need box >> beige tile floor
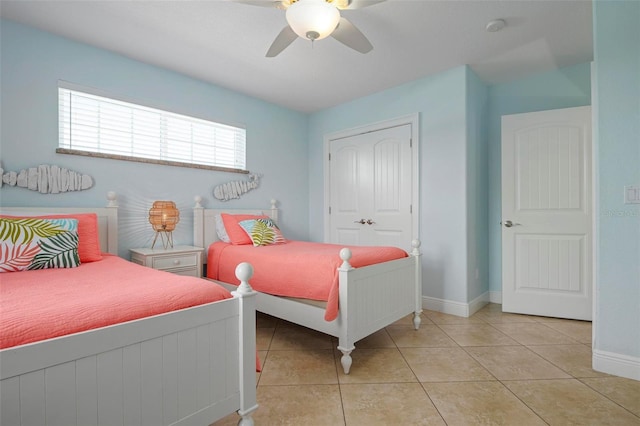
[213,303,640,425]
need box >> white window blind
[58,86,246,171]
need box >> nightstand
[130,245,204,278]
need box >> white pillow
[214,214,230,243]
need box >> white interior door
[502,106,592,320]
[328,124,414,251]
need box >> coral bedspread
[207,240,408,321]
[0,255,231,349]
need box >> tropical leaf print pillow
[0,218,81,272]
[238,218,286,247]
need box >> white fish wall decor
[213,173,261,201]
[0,164,93,194]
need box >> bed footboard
[0,265,257,426]
[336,240,422,374]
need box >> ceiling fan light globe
[286,0,340,41]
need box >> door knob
[366,219,376,225]
[502,220,521,228]
[354,219,366,224]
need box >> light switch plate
[624,185,640,204]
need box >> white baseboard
[593,349,640,381]
[489,291,502,304]
[469,292,490,316]
[422,292,489,318]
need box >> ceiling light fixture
[286,0,341,41]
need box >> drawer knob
[173,259,181,265]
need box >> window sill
[56,148,249,174]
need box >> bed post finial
[106,191,118,207]
[235,262,254,294]
[339,248,353,271]
[194,195,203,209]
[411,239,421,256]
[269,199,279,224]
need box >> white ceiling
[0,0,593,113]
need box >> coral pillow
[0,217,81,272]
[239,218,286,247]
[220,213,269,245]
[0,213,102,262]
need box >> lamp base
[151,230,174,249]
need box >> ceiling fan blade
[266,26,298,57]
[233,0,285,9]
[342,0,386,10]
[330,17,373,53]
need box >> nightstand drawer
[129,246,204,278]
[170,267,200,278]
[152,253,198,270]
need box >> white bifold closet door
[328,124,414,251]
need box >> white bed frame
[0,196,258,426]
[193,200,422,375]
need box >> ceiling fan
[234,0,385,57]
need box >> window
[58,84,247,172]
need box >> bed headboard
[193,197,278,258]
[0,193,119,255]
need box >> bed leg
[413,312,422,330]
[338,346,354,374]
[237,412,255,426]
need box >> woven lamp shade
[149,201,180,249]
[149,201,180,231]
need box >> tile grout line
[576,377,640,419]
[391,324,449,425]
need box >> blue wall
[0,20,310,257]
[487,62,592,294]
[593,0,640,369]
[466,67,489,302]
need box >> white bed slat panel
[122,345,142,426]
[141,338,164,425]
[20,371,45,426]
[363,264,413,328]
[76,356,98,426]
[1,377,20,425]
[45,362,76,425]
[196,324,211,410]
[210,321,226,404]
[97,349,124,426]
[162,334,179,425]
[226,318,240,396]
[177,328,197,419]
